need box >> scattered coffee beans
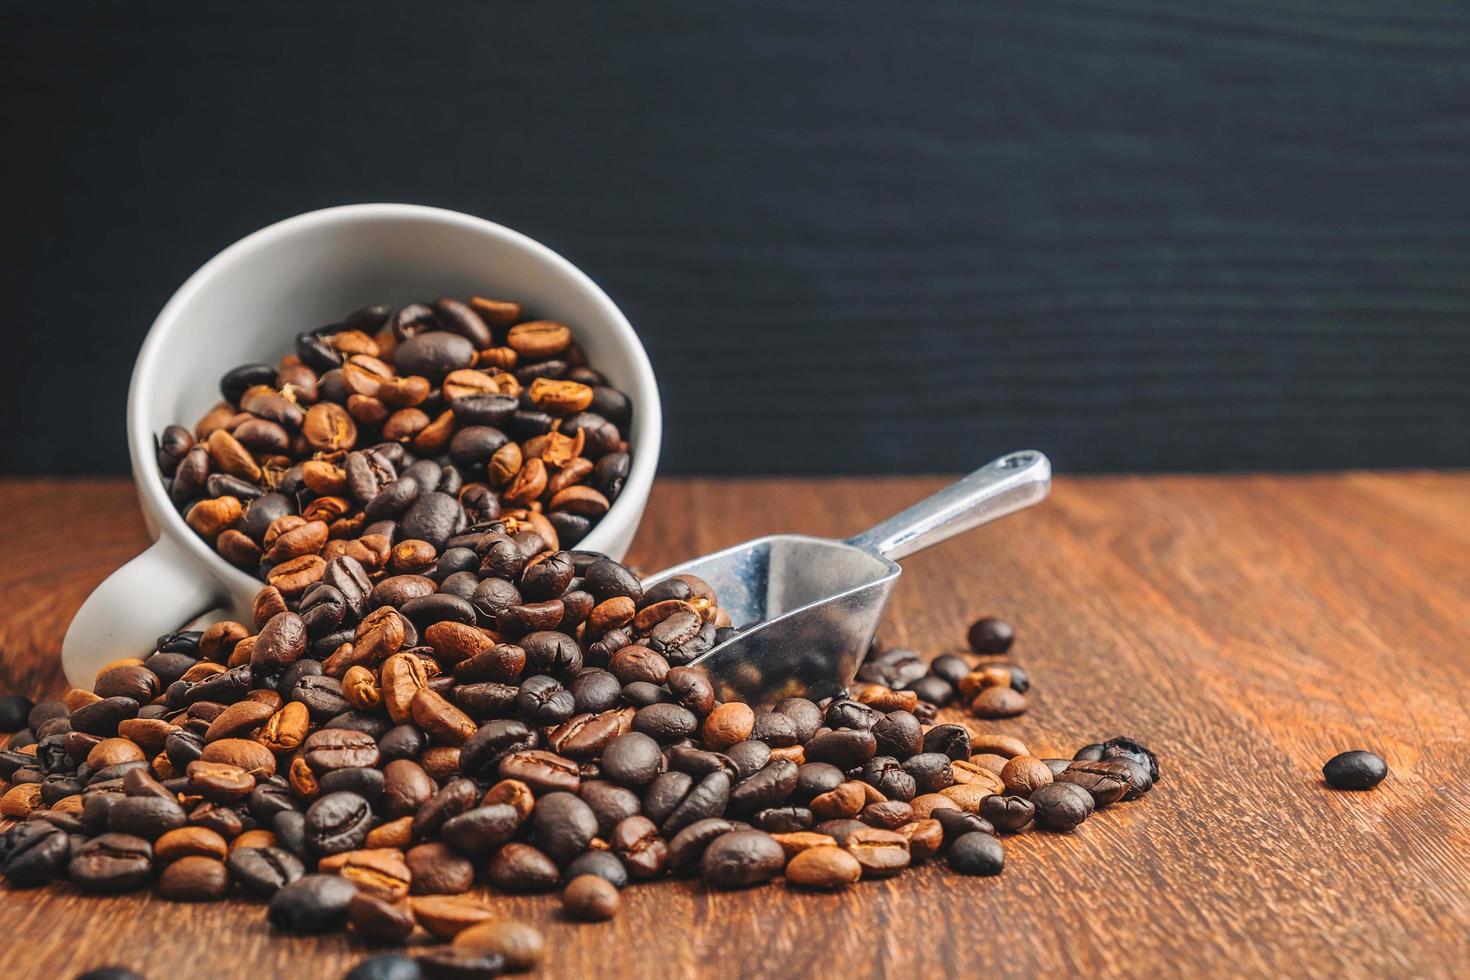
[0,557,1166,980]
[1322,750,1387,790]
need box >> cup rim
[127,202,663,598]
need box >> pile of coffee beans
[1,551,1159,980]
[859,615,1032,721]
[158,296,634,583]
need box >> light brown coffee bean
[410,688,476,746]
[381,652,428,724]
[785,845,863,890]
[154,826,229,865]
[453,920,545,971]
[701,702,755,750]
[258,701,310,753]
[844,827,910,879]
[1000,755,1054,797]
[411,895,495,939]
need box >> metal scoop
[641,450,1052,709]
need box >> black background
[3,1,1468,476]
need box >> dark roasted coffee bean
[609,815,667,880]
[728,759,798,816]
[460,720,537,778]
[69,697,139,736]
[0,821,71,886]
[516,675,574,725]
[304,791,373,854]
[228,845,305,897]
[69,833,153,891]
[412,778,480,839]
[442,804,521,856]
[723,740,771,781]
[967,617,1014,654]
[633,703,698,743]
[980,794,1035,833]
[805,729,876,769]
[1031,782,1093,831]
[947,831,1005,875]
[563,848,629,889]
[488,842,560,892]
[578,781,641,836]
[1323,750,1388,790]
[922,723,972,761]
[753,806,812,833]
[568,670,620,715]
[861,757,917,802]
[520,631,583,679]
[532,792,598,864]
[107,795,187,839]
[1093,735,1160,785]
[583,559,642,605]
[873,711,923,759]
[600,732,663,788]
[932,808,994,842]
[405,841,474,895]
[902,753,954,795]
[268,873,358,933]
[292,674,351,720]
[904,675,953,707]
[700,829,784,888]
[1057,760,1132,806]
[377,724,428,762]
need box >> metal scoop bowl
[641,450,1052,709]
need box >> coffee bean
[700,829,785,888]
[786,845,863,890]
[600,732,663,787]
[967,617,1014,654]
[157,854,229,901]
[407,841,476,895]
[1323,750,1388,790]
[0,821,71,886]
[453,919,545,971]
[269,873,359,933]
[562,872,619,921]
[228,846,305,897]
[344,953,421,980]
[1056,760,1131,806]
[562,849,630,890]
[531,792,598,864]
[1031,782,1093,831]
[947,831,1006,875]
[305,791,373,855]
[488,842,560,892]
[416,946,506,980]
[69,833,153,891]
[1100,735,1162,783]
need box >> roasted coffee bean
[578,781,641,836]
[1323,750,1388,790]
[1100,735,1162,784]
[268,873,359,933]
[610,815,668,880]
[1056,760,1131,806]
[69,833,153,891]
[442,804,520,856]
[753,806,812,833]
[666,817,735,875]
[903,753,955,794]
[922,724,973,761]
[562,872,619,921]
[107,796,187,839]
[530,792,599,865]
[304,791,374,854]
[488,842,561,892]
[228,845,305,897]
[1031,782,1093,831]
[967,616,1015,654]
[348,893,417,946]
[416,946,506,979]
[69,697,139,736]
[948,831,1006,875]
[700,829,785,888]
[804,729,876,769]
[0,821,71,886]
[452,919,546,971]
[158,854,230,901]
[980,794,1035,833]
[407,841,476,895]
[413,779,480,838]
[600,732,663,787]
[499,750,580,795]
[786,845,863,890]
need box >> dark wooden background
[3,0,1468,476]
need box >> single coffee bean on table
[1322,750,1388,790]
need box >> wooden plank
[1,474,1468,977]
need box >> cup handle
[62,535,227,689]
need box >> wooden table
[2,474,1468,978]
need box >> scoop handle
[846,451,1052,562]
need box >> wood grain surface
[2,474,1468,978]
[6,1,1470,477]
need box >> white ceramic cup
[61,204,662,689]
